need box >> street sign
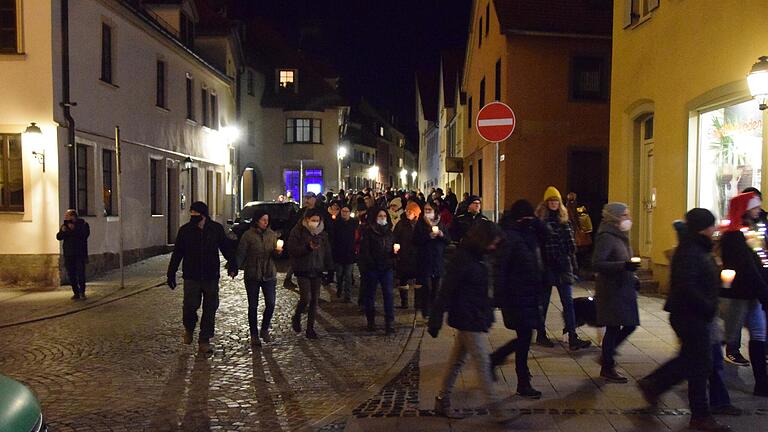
[476,101,516,142]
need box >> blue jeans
[363,268,394,323]
[335,264,354,300]
[721,298,767,352]
[539,279,576,334]
[245,279,277,336]
[709,343,731,408]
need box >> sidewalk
[0,254,170,327]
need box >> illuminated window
[279,69,296,91]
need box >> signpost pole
[494,141,499,222]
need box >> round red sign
[476,101,516,142]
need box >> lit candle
[630,257,641,264]
[721,269,736,289]
[393,243,401,254]
[432,226,439,234]
[332,214,337,220]
[350,212,356,219]
[276,239,284,251]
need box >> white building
[0,0,237,286]
[416,70,440,192]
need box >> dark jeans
[245,279,277,336]
[644,315,712,419]
[363,268,395,323]
[539,278,576,334]
[415,276,440,318]
[295,277,321,332]
[336,264,354,300]
[490,327,534,384]
[183,279,220,342]
[64,255,87,295]
[709,343,731,408]
[601,325,636,367]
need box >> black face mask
[190,215,203,225]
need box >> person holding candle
[592,202,640,383]
[331,204,358,303]
[393,201,423,309]
[358,208,397,334]
[718,192,768,395]
[236,209,282,347]
[638,209,735,431]
[413,201,451,319]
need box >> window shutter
[648,0,660,11]
[623,0,633,28]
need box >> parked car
[228,201,300,243]
[0,374,47,432]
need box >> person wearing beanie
[534,186,591,350]
[638,209,735,431]
[388,197,404,228]
[331,204,357,303]
[719,192,768,396]
[393,201,423,309]
[358,208,397,334]
[167,201,238,354]
[592,202,639,383]
[452,195,488,243]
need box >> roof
[493,0,612,37]
[441,47,465,109]
[416,68,438,123]
[194,0,234,35]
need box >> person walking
[718,192,768,395]
[490,200,545,399]
[444,188,459,214]
[286,208,334,339]
[535,187,591,350]
[167,201,238,354]
[393,201,422,309]
[56,209,90,300]
[332,204,357,302]
[452,195,487,242]
[593,202,640,383]
[358,208,397,334]
[638,209,732,432]
[236,209,282,347]
[413,201,450,319]
[428,220,506,421]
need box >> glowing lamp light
[337,146,348,159]
[411,171,417,179]
[24,122,46,172]
[748,56,768,110]
[368,165,379,179]
[221,125,241,144]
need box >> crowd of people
[154,183,768,431]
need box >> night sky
[229,0,472,146]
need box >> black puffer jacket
[666,230,720,321]
[393,218,420,279]
[286,221,334,278]
[331,217,358,265]
[358,222,395,272]
[56,219,90,258]
[494,219,545,330]
[168,219,236,281]
[720,230,768,302]
[413,218,450,279]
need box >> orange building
[462,0,612,221]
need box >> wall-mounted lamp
[182,156,193,171]
[24,122,45,172]
[748,56,768,110]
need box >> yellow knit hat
[543,186,562,203]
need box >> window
[156,60,166,108]
[210,93,218,130]
[101,23,113,84]
[478,158,483,197]
[0,134,23,211]
[247,120,255,147]
[378,125,385,137]
[494,59,501,101]
[206,170,213,209]
[180,12,194,48]
[279,69,296,91]
[186,75,194,120]
[0,0,18,53]
[623,0,659,28]
[102,150,115,216]
[286,118,321,143]
[150,159,161,215]
[479,78,486,108]
[201,88,209,127]
[485,3,490,36]
[247,70,255,96]
[468,96,473,129]
[76,145,89,215]
[478,18,482,48]
[571,57,607,101]
[190,167,198,202]
[216,172,223,215]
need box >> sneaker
[70,294,80,300]
[385,323,395,335]
[637,377,660,407]
[251,335,262,347]
[710,405,743,416]
[306,329,318,339]
[725,351,750,367]
[688,416,732,431]
[536,335,555,348]
[292,315,302,333]
[259,329,272,343]
[516,385,542,399]
[600,367,629,383]
[434,396,464,419]
[182,330,193,345]
[569,335,592,351]
[198,342,213,354]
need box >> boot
[749,340,768,396]
[516,383,542,399]
[536,330,555,348]
[306,329,318,339]
[569,332,592,351]
[291,314,302,333]
[198,341,213,354]
[385,321,395,335]
[688,416,732,432]
[366,312,376,332]
[182,329,193,345]
[259,329,272,343]
[434,395,464,419]
[637,377,660,407]
[600,366,628,383]
[398,288,409,309]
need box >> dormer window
[278,69,297,92]
[180,12,194,48]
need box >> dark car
[228,201,300,243]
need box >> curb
[0,278,166,329]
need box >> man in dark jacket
[332,204,357,302]
[56,209,90,300]
[167,201,237,354]
[444,188,458,214]
[638,209,732,432]
[452,195,488,243]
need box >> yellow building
[609,0,768,290]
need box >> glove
[625,261,641,271]
[428,326,440,338]
[167,274,177,290]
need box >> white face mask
[619,219,633,232]
[377,218,388,226]
[307,221,320,229]
[425,211,435,220]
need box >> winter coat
[358,223,396,273]
[331,217,358,265]
[720,230,768,302]
[56,219,90,258]
[439,208,453,229]
[236,227,280,281]
[494,220,545,330]
[429,245,494,332]
[445,192,459,214]
[452,212,488,243]
[393,218,420,279]
[592,223,640,327]
[286,220,333,278]
[168,219,236,281]
[413,218,451,279]
[665,231,720,321]
[541,213,578,285]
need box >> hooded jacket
[168,218,236,281]
[358,220,396,272]
[666,226,720,321]
[393,217,421,279]
[413,216,451,279]
[236,226,280,281]
[286,219,333,277]
[592,222,639,327]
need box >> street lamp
[748,56,768,110]
[411,170,417,189]
[24,122,45,172]
[337,145,348,191]
[182,156,193,171]
[221,125,241,144]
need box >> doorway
[567,147,608,231]
[638,115,655,257]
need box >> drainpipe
[61,0,77,209]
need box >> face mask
[190,215,203,224]
[425,211,435,220]
[307,221,320,229]
[619,219,633,232]
[377,218,388,226]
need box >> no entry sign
[476,101,516,142]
